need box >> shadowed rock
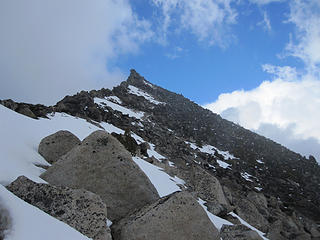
[7,176,111,240]
[220,224,263,240]
[111,191,220,240]
[38,130,81,164]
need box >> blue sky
[0,0,320,162]
[118,0,298,104]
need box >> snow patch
[168,161,175,167]
[143,80,155,88]
[105,96,122,104]
[127,85,164,105]
[132,157,183,197]
[197,198,233,231]
[185,141,236,161]
[106,219,113,227]
[230,212,268,240]
[100,122,124,135]
[94,97,144,119]
[241,172,254,182]
[147,143,166,161]
[217,160,231,169]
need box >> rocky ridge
[1,69,320,239]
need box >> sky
[0,0,319,162]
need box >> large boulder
[41,130,159,221]
[190,165,230,215]
[38,130,81,164]
[7,176,111,240]
[234,198,269,233]
[111,191,220,240]
[220,224,263,240]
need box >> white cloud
[285,0,320,71]
[151,0,238,47]
[262,64,298,80]
[257,11,272,32]
[205,76,320,161]
[0,0,153,105]
[248,0,284,5]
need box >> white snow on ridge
[128,85,164,105]
[230,212,268,240]
[130,132,166,161]
[94,97,144,119]
[143,80,155,88]
[0,185,90,240]
[241,172,254,182]
[217,160,231,169]
[185,141,236,161]
[198,198,268,239]
[105,96,122,104]
[197,198,233,231]
[132,157,183,197]
[147,143,166,161]
[256,159,264,164]
[100,122,124,135]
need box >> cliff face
[2,69,320,239]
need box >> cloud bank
[205,0,320,162]
[151,0,237,46]
[0,0,153,105]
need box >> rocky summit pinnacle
[1,70,320,239]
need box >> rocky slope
[1,69,320,239]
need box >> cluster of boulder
[4,130,237,240]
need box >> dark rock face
[220,224,263,240]
[111,131,139,156]
[7,176,111,240]
[41,130,159,221]
[38,130,81,164]
[0,99,53,119]
[111,191,220,240]
[55,91,102,122]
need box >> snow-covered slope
[0,105,102,185]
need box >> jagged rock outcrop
[0,99,52,119]
[55,91,102,122]
[220,224,263,240]
[7,176,111,240]
[111,191,220,240]
[41,130,159,221]
[38,130,81,164]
